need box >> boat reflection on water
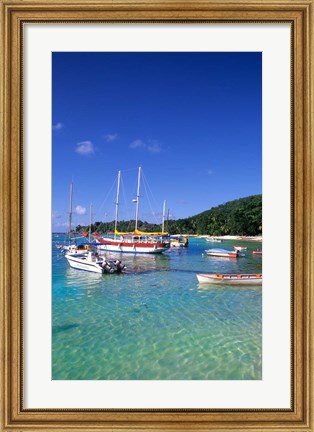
[197,282,262,291]
[65,266,104,287]
[97,250,171,275]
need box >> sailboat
[56,182,90,253]
[63,199,126,273]
[94,167,170,254]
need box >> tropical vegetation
[76,194,262,236]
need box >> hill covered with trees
[76,194,262,236]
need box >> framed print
[0,0,313,431]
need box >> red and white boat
[205,248,240,258]
[196,273,262,285]
[94,231,170,254]
[94,168,170,254]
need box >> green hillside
[76,194,262,236]
[167,194,262,236]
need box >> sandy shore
[197,235,262,242]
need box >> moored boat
[94,231,170,254]
[95,168,170,254]
[205,237,222,243]
[170,236,189,248]
[56,183,93,254]
[65,250,126,274]
[233,245,247,251]
[196,273,262,285]
[205,248,239,258]
[252,250,263,255]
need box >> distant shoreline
[191,235,262,242]
[53,232,263,242]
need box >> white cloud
[52,210,61,219]
[129,139,146,149]
[52,122,63,131]
[75,141,94,155]
[129,139,163,153]
[75,205,86,215]
[147,142,162,153]
[104,133,118,142]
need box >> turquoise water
[52,236,262,380]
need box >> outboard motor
[102,261,111,273]
[114,259,126,272]
[106,260,116,273]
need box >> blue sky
[52,52,262,231]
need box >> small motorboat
[234,245,247,251]
[205,248,239,258]
[196,273,262,285]
[65,251,126,274]
[170,236,189,248]
[205,237,222,243]
[252,250,263,255]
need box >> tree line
[76,194,262,236]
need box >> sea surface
[52,235,262,380]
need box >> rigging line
[68,181,76,233]
[65,177,75,231]
[141,170,162,215]
[120,167,138,174]
[141,171,161,225]
[131,171,139,203]
[120,175,133,223]
[94,176,117,222]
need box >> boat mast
[114,170,121,240]
[68,181,73,242]
[89,203,93,243]
[162,200,166,233]
[134,166,141,231]
[166,208,170,232]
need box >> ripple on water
[52,236,262,380]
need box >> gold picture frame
[0,0,313,430]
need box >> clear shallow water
[52,235,262,380]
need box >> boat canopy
[114,229,169,236]
[114,229,131,235]
[134,229,168,236]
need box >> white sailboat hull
[96,241,168,254]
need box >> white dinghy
[196,273,262,285]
